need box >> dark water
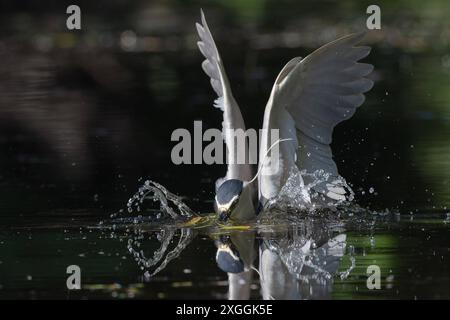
[0,1,449,299]
[1,209,450,299]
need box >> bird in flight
[196,10,374,222]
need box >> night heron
[196,10,374,222]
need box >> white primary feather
[196,9,253,187]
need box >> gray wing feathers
[296,131,337,174]
[288,33,373,198]
[264,33,373,201]
[284,33,373,146]
[196,12,224,100]
[196,10,252,183]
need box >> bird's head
[214,179,243,221]
[215,235,245,273]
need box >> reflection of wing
[228,271,252,300]
[196,10,252,186]
[259,239,310,299]
[259,233,347,300]
[259,33,373,203]
[303,234,347,275]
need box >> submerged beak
[218,210,231,222]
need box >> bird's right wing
[259,33,373,202]
[196,10,252,188]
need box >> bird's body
[196,10,374,222]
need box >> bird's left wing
[196,9,252,187]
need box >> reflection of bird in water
[215,232,256,300]
[122,182,350,299]
[196,10,374,222]
[259,232,347,299]
[214,220,347,300]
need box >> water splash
[260,219,349,283]
[267,168,355,213]
[108,180,198,277]
[126,180,196,220]
[111,173,371,280]
[127,226,195,277]
[339,245,356,280]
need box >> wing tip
[346,31,367,45]
[333,31,369,49]
[200,8,207,27]
[363,78,374,93]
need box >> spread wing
[259,33,373,203]
[196,9,252,188]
